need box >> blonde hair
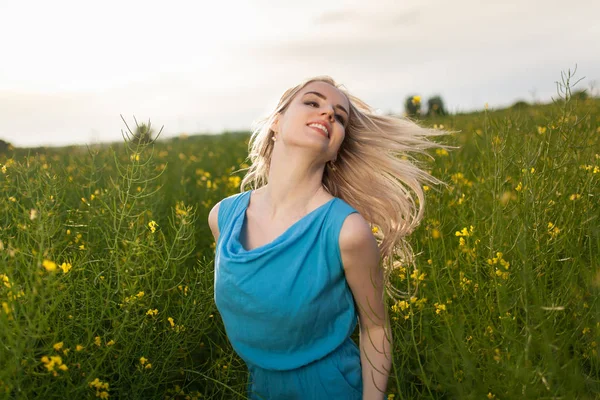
[239,75,457,300]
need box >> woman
[208,76,453,399]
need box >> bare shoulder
[339,212,380,271]
[208,200,222,243]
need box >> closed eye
[304,101,346,125]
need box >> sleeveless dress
[214,190,363,399]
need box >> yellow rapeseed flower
[168,317,175,327]
[42,260,57,272]
[148,220,158,233]
[53,342,64,351]
[139,357,148,365]
[59,262,72,273]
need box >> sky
[1,0,598,147]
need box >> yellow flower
[76,345,84,352]
[106,340,115,346]
[144,363,152,369]
[53,342,64,351]
[146,309,158,316]
[139,357,148,365]
[59,262,72,273]
[148,220,158,233]
[42,259,57,272]
[411,96,421,106]
[94,336,101,346]
[434,302,447,315]
[168,317,175,327]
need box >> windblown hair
[239,75,457,301]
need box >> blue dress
[214,190,363,399]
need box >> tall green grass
[0,70,598,399]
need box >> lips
[309,125,329,138]
[306,120,332,138]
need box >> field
[0,76,598,399]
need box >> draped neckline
[235,190,336,253]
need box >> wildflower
[569,193,581,200]
[106,340,115,346]
[537,126,547,134]
[547,222,560,238]
[455,226,474,237]
[42,260,57,272]
[434,302,447,315]
[145,363,152,369]
[411,96,421,106]
[41,355,67,376]
[76,345,84,351]
[29,209,38,220]
[59,262,72,273]
[583,327,590,334]
[89,378,110,398]
[431,228,440,239]
[168,317,175,327]
[146,309,158,316]
[148,220,158,233]
[79,244,85,250]
[140,357,148,365]
[94,336,101,347]
[1,274,10,289]
[130,153,140,161]
[410,268,426,281]
[53,342,64,351]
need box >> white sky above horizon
[1,0,598,147]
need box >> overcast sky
[1,0,598,147]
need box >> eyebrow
[302,91,349,118]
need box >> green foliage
[404,95,422,118]
[426,95,447,117]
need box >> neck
[260,146,328,220]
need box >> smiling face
[271,81,350,162]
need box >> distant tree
[0,139,12,153]
[404,95,421,118]
[132,123,154,144]
[510,100,530,109]
[120,115,163,146]
[572,89,588,100]
[426,95,447,117]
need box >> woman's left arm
[340,214,393,400]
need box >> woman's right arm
[208,201,222,243]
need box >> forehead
[299,81,349,108]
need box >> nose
[321,105,335,121]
